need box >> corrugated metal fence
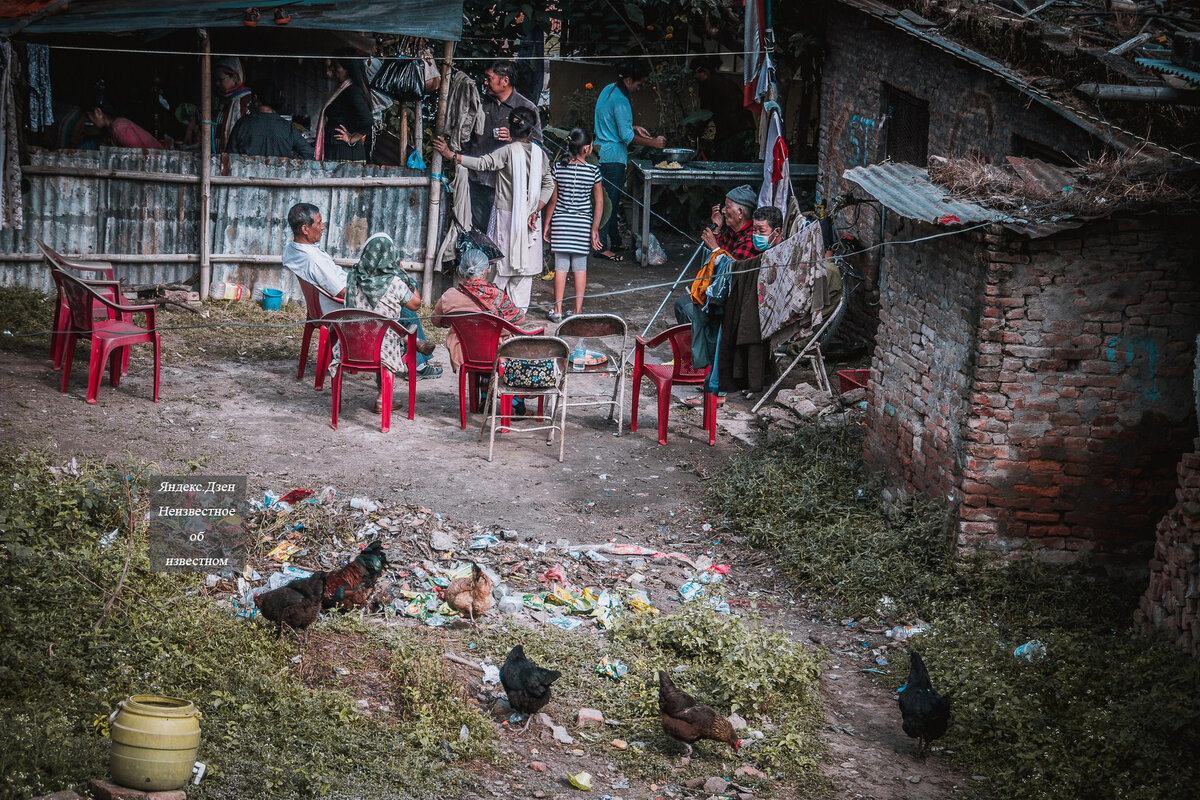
[0,147,431,302]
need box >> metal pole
[641,243,705,338]
[421,40,455,301]
[198,29,213,299]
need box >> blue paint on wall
[1105,335,1160,401]
[849,115,876,166]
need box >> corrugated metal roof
[1135,58,1200,87]
[842,163,1008,225]
[7,0,463,40]
[842,162,1098,239]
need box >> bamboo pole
[199,30,213,299]
[422,40,455,300]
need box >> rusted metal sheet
[843,162,1007,225]
[0,147,430,303]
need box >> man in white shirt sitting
[282,202,439,375]
[283,203,346,315]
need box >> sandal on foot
[592,250,626,262]
[548,311,564,323]
[682,394,724,407]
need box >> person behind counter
[228,83,315,159]
[316,52,373,163]
[689,54,755,161]
[84,94,161,150]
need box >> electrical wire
[3,218,1006,342]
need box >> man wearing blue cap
[699,183,761,260]
[672,185,765,406]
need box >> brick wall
[1139,440,1200,658]
[818,2,1100,348]
[863,216,985,499]
[864,214,1200,563]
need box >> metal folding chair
[478,335,571,462]
[555,313,629,435]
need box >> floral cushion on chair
[502,358,559,389]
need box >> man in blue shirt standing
[593,60,665,261]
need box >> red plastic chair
[296,279,345,388]
[36,240,125,372]
[325,309,418,432]
[447,312,544,430]
[56,269,160,405]
[631,323,718,446]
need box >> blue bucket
[261,288,283,311]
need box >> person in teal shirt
[593,60,665,260]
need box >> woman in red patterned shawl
[431,248,527,373]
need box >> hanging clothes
[444,69,484,152]
[743,0,769,112]
[757,104,789,214]
[0,41,23,230]
[757,221,826,340]
[717,255,773,393]
[27,44,53,133]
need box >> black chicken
[256,573,326,639]
[500,644,562,719]
[898,650,951,759]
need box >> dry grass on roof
[928,150,1193,217]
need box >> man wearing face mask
[750,206,784,252]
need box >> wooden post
[198,30,213,299]
[398,102,409,165]
[422,40,455,300]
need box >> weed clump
[475,604,825,789]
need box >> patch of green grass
[0,452,495,800]
[0,286,55,355]
[709,424,1200,800]
[164,299,306,362]
[474,604,825,794]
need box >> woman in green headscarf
[344,233,441,383]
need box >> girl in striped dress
[542,127,603,322]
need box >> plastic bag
[636,233,667,265]
[369,58,425,103]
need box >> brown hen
[658,670,741,757]
[445,563,494,624]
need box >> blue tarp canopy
[7,0,463,40]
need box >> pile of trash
[211,487,741,635]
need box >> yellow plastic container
[109,694,201,791]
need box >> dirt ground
[0,241,976,799]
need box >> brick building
[815,0,1200,567]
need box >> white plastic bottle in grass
[886,624,929,640]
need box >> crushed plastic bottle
[1013,639,1047,661]
[885,624,930,641]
